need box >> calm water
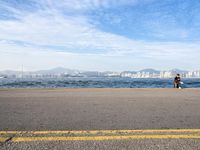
[0,78,200,88]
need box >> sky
[0,0,200,71]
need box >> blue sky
[0,0,200,71]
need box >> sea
[0,77,200,88]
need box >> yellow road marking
[1,129,200,135]
[11,134,200,142]
[0,137,9,142]
[1,129,200,142]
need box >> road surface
[0,88,200,149]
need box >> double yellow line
[1,129,200,142]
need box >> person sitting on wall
[174,74,181,89]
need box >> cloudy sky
[0,0,200,71]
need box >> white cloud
[42,0,141,11]
[1,34,200,71]
[0,0,200,71]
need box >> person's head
[177,74,180,77]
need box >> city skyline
[1,67,200,78]
[0,66,199,72]
[1,0,200,71]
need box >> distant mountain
[194,69,200,72]
[34,67,80,75]
[121,71,137,74]
[169,69,188,74]
[139,68,160,74]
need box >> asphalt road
[0,88,200,149]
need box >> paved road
[0,88,200,149]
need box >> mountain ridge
[0,67,196,75]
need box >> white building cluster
[120,71,200,78]
[1,69,200,79]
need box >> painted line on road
[1,129,200,135]
[0,137,9,142]
[8,134,200,142]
